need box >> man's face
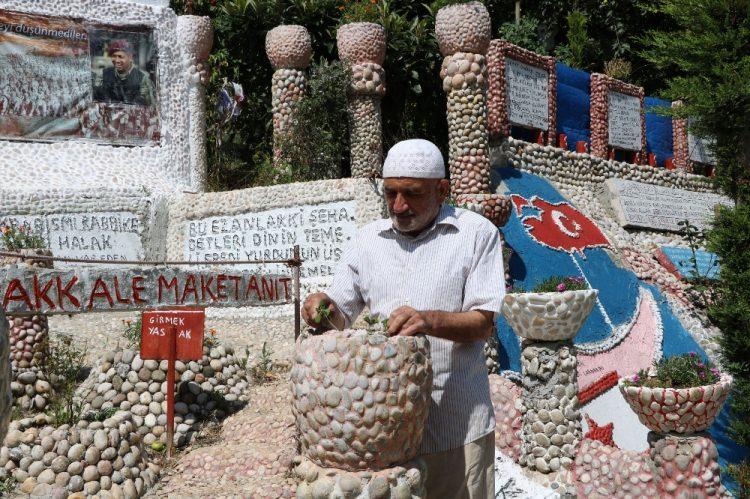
[384,177,450,234]
[111,50,133,73]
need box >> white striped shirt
[327,204,506,453]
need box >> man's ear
[437,178,451,200]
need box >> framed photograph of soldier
[0,8,160,146]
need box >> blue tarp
[555,63,591,150]
[645,96,673,167]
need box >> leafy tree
[498,17,548,54]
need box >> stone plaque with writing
[688,132,717,166]
[505,58,549,130]
[603,179,732,232]
[608,91,642,151]
[0,212,144,265]
[183,200,357,283]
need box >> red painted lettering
[33,276,56,310]
[181,275,199,304]
[279,277,292,301]
[112,276,131,305]
[131,276,146,304]
[56,276,80,309]
[3,279,33,310]
[200,276,217,302]
[88,278,114,309]
[245,275,262,301]
[227,275,241,300]
[158,275,178,303]
[216,274,227,300]
[261,277,275,301]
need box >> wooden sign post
[141,308,205,457]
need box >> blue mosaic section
[661,246,720,280]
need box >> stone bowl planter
[337,22,387,65]
[618,373,732,434]
[435,1,491,57]
[265,25,312,69]
[501,289,598,341]
[291,329,432,471]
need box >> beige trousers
[422,432,495,499]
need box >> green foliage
[623,352,721,389]
[249,341,275,383]
[204,328,220,348]
[0,476,16,495]
[0,225,45,251]
[510,275,588,293]
[43,334,87,426]
[363,313,388,331]
[707,204,750,445]
[603,57,632,81]
[727,460,750,499]
[498,17,547,55]
[555,10,592,69]
[276,60,351,181]
[677,219,718,311]
[85,407,118,422]
[641,0,750,203]
[339,0,380,24]
[122,318,142,349]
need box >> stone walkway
[147,377,297,498]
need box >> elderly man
[94,39,154,107]
[302,139,505,498]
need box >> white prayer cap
[382,139,445,179]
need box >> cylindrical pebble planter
[177,15,214,192]
[291,330,432,472]
[435,2,492,197]
[337,22,387,178]
[266,25,312,172]
[502,290,597,472]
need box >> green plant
[727,459,750,499]
[603,57,632,81]
[312,300,340,331]
[707,204,750,446]
[0,225,45,251]
[510,275,588,293]
[555,10,592,69]
[203,328,220,348]
[339,0,380,24]
[623,352,721,389]
[677,219,719,311]
[363,313,388,332]
[42,334,87,425]
[250,341,275,383]
[0,476,16,495]
[85,407,118,422]
[122,318,142,349]
[498,17,547,54]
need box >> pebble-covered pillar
[266,25,313,172]
[337,22,387,178]
[518,341,581,473]
[435,2,491,196]
[648,432,728,496]
[177,15,214,192]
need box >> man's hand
[302,293,345,331]
[387,306,434,337]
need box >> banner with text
[0,9,159,145]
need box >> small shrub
[604,58,632,81]
[250,342,275,383]
[623,352,721,389]
[0,225,45,251]
[498,17,547,55]
[0,476,16,495]
[84,407,118,422]
[339,0,380,25]
[511,276,588,293]
[42,334,87,426]
[363,314,388,332]
[122,318,142,349]
[203,328,219,348]
[727,460,750,499]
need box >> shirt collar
[378,203,460,238]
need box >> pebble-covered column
[266,25,313,171]
[518,341,581,473]
[435,2,491,196]
[648,432,729,496]
[337,22,387,178]
[177,15,214,192]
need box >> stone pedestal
[177,15,214,192]
[337,23,387,178]
[518,341,581,473]
[293,456,426,499]
[266,25,313,172]
[648,432,730,497]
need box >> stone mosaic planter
[618,373,732,434]
[501,290,598,342]
[435,1,491,57]
[337,22,386,65]
[266,25,313,69]
[291,330,432,471]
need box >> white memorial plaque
[608,91,642,150]
[0,212,144,265]
[688,132,717,166]
[183,200,357,285]
[604,179,732,232]
[505,58,549,130]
